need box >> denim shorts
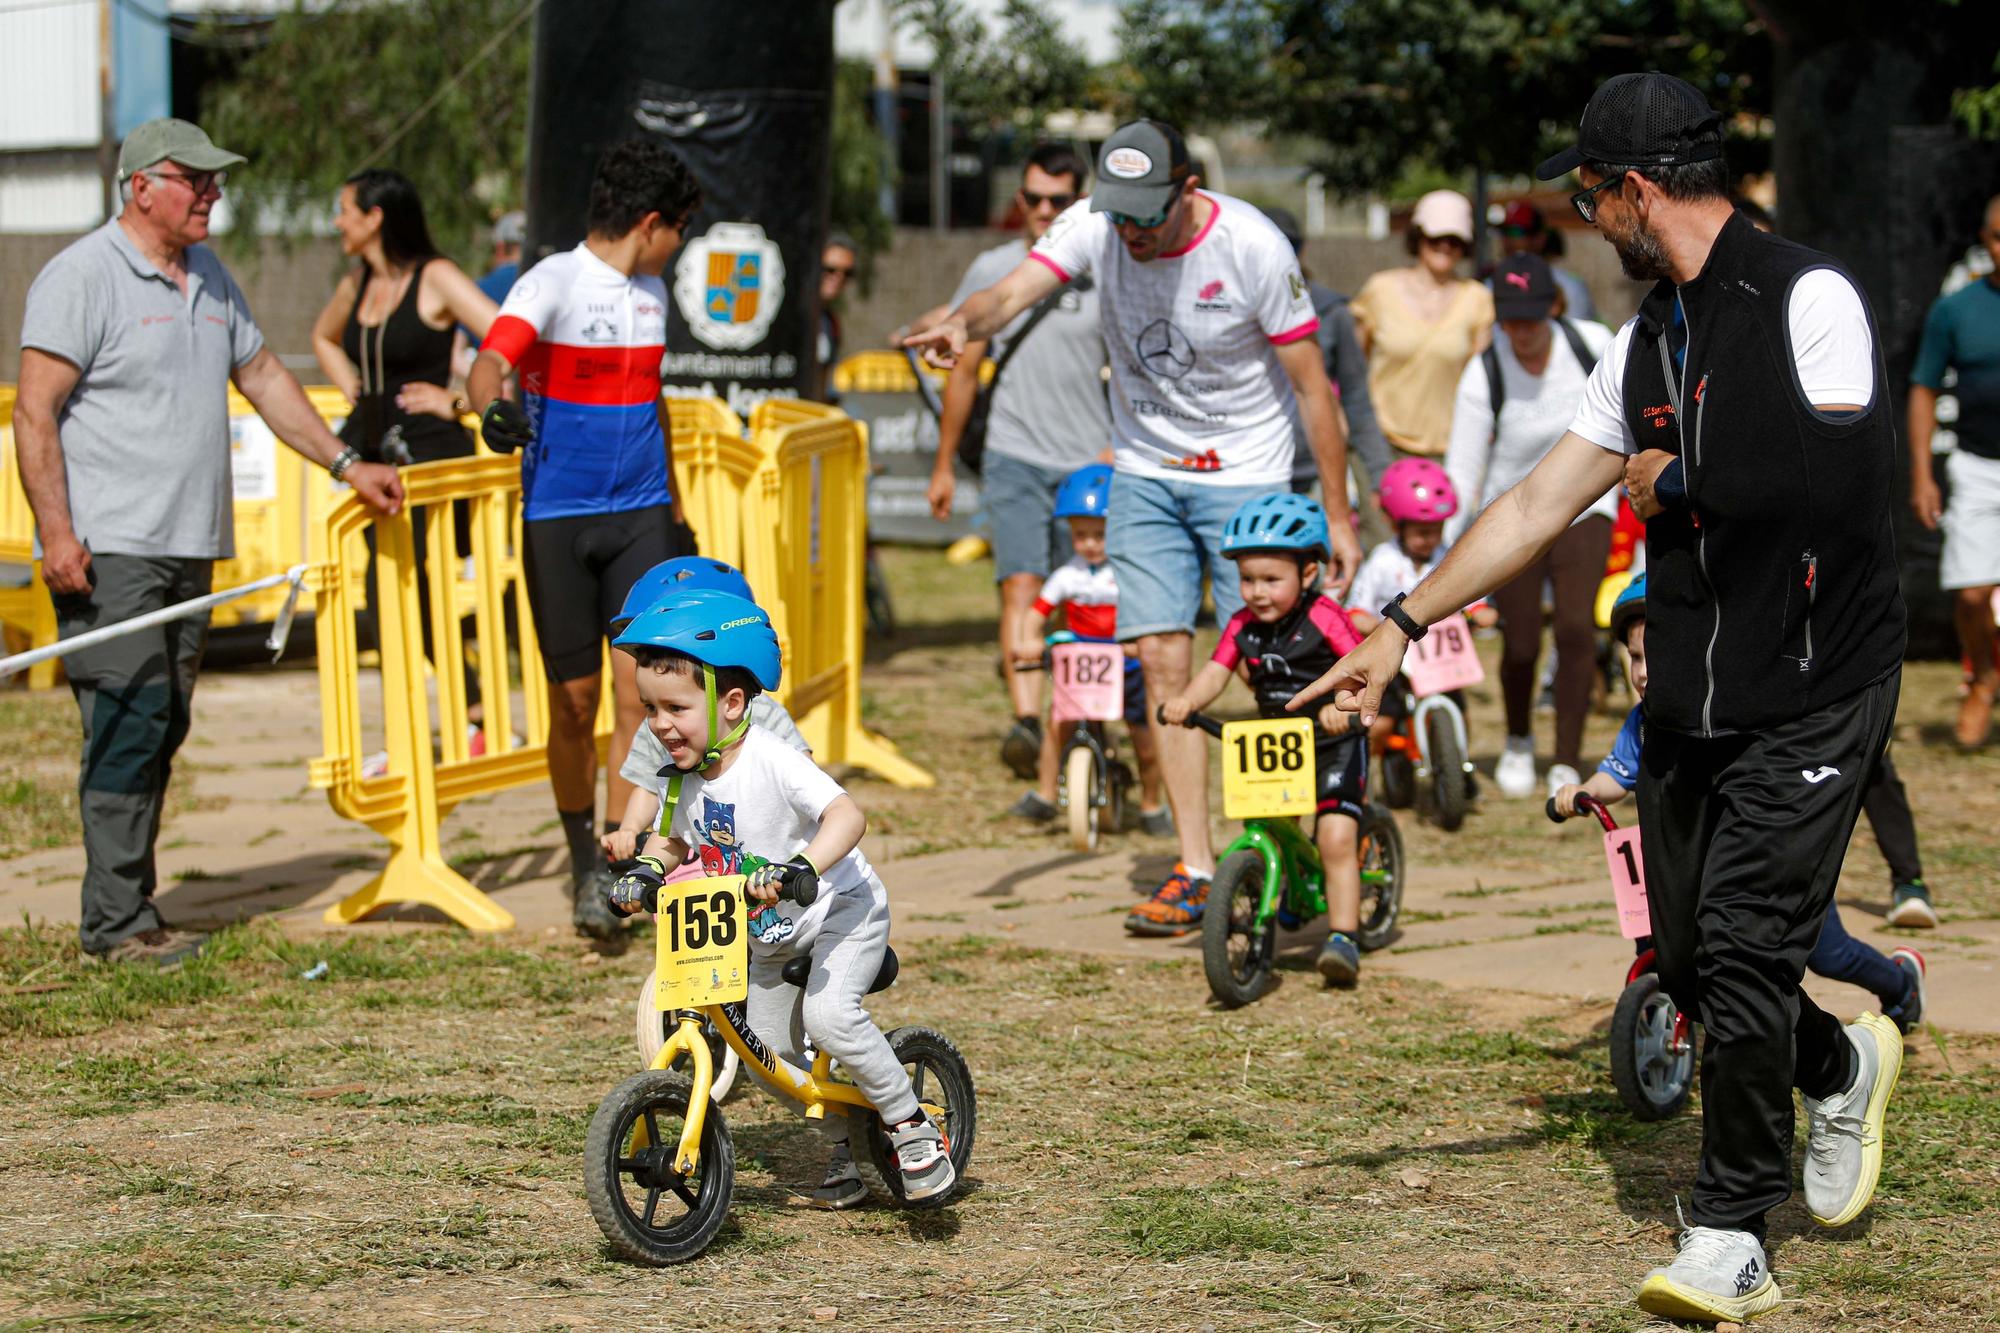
[982,450,1072,582]
[1105,471,1277,640]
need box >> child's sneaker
[1125,863,1209,936]
[1885,879,1938,929]
[1886,948,1926,1034]
[1316,932,1360,987]
[1138,806,1175,837]
[888,1115,956,1201]
[1008,791,1057,822]
[813,1142,869,1210]
[1000,716,1042,779]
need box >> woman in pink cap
[1351,189,1495,461]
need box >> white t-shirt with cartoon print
[664,728,886,956]
[1029,191,1319,487]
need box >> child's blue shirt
[1599,704,1643,791]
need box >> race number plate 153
[1220,716,1317,819]
[655,874,750,1009]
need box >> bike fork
[650,1012,714,1173]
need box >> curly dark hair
[586,139,702,238]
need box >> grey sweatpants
[54,554,212,956]
[745,888,918,1135]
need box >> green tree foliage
[200,0,534,261]
[895,0,1091,131]
[831,59,894,278]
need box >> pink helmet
[1378,457,1458,523]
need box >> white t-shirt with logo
[1030,191,1319,487]
[664,728,887,956]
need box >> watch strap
[1380,592,1427,641]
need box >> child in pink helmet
[1347,459,1493,631]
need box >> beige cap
[1410,189,1474,242]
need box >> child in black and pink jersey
[1157,493,1372,985]
[1010,465,1170,831]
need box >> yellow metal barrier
[744,413,932,789]
[0,385,60,690]
[666,397,761,572]
[829,349,993,394]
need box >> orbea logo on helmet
[719,615,762,631]
[1104,147,1153,179]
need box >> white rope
[0,564,309,680]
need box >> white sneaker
[1637,1222,1782,1323]
[1495,737,1536,798]
[1804,1012,1902,1227]
[1544,763,1582,800]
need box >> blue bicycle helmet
[1220,492,1330,559]
[1608,572,1647,644]
[614,589,782,691]
[1053,463,1114,520]
[612,557,757,632]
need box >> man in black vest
[1288,73,1908,1326]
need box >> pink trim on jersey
[1162,192,1220,259]
[1268,318,1322,346]
[1211,607,1255,670]
[1307,594,1364,656]
[1029,251,1071,283]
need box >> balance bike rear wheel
[1355,805,1405,952]
[1065,745,1099,852]
[1425,709,1469,832]
[855,1026,977,1209]
[583,1070,734,1265]
[1380,750,1416,809]
[1610,973,1694,1121]
[634,972,741,1102]
[1203,849,1277,1007]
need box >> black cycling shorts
[523,505,687,682]
[1314,726,1368,824]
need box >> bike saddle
[780,946,899,994]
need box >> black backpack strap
[1482,343,1503,423]
[989,279,1077,388]
[1556,317,1598,372]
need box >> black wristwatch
[329,445,361,482]
[1380,592,1428,641]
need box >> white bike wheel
[634,970,740,1102]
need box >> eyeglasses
[822,265,855,278]
[1106,183,1184,231]
[146,168,226,197]
[1021,190,1076,210]
[1570,172,1628,224]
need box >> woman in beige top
[1351,189,1495,458]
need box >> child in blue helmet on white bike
[601,557,811,876]
[1009,464,1170,831]
[605,589,956,1206]
[1157,493,1372,986]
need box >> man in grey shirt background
[14,117,403,967]
[925,143,1113,789]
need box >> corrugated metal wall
[0,4,99,151]
[0,152,104,233]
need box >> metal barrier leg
[323,842,516,931]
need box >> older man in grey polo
[14,118,402,967]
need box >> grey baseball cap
[117,117,245,183]
[492,210,528,246]
[1089,120,1192,219]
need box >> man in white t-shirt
[905,119,1361,935]
[1289,73,1908,1326]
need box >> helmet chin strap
[652,662,752,841]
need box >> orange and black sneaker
[1125,863,1210,937]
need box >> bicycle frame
[1220,817,1325,927]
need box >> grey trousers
[54,554,212,955]
[745,888,918,1136]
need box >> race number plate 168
[1220,716,1317,819]
[655,874,750,1009]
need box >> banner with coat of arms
[672,220,788,352]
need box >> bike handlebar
[1158,704,1225,739]
[1544,791,1618,832]
[619,831,817,908]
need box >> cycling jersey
[1212,592,1364,716]
[482,244,673,521]
[1033,555,1120,640]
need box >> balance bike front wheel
[1610,974,1694,1121]
[1203,849,1276,1008]
[1425,709,1470,832]
[855,1026,977,1210]
[1065,745,1099,852]
[584,1070,734,1264]
[1355,805,1405,952]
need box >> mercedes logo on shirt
[1137,318,1196,380]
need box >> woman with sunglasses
[1350,189,1495,461]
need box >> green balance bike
[1165,707,1406,1008]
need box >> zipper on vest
[1694,374,1719,737]
[1801,550,1817,670]
[1659,295,1721,738]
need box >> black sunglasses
[1021,190,1076,210]
[1571,172,1628,224]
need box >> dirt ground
[2,548,1998,1329]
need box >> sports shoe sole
[1000,724,1041,780]
[1124,912,1200,938]
[812,1177,870,1210]
[1812,1011,1903,1228]
[1885,898,1939,929]
[1316,948,1359,987]
[1637,1272,1782,1323]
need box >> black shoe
[1000,717,1042,780]
[1008,791,1057,822]
[572,869,622,941]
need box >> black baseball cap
[1091,120,1192,218]
[1491,254,1559,320]
[1536,72,1724,181]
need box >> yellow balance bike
[583,863,976,1265]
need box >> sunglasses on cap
[1105,182,1185,231]
[1419,232,1468,251]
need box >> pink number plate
[1604,826,1651,940]
[1050,641,1126,722]
[1403,612,1485,697]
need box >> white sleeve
[1345,548,1398,612]
[1248,227,1318,343]
[483,257,564,363]
[1568,318,1638,455]
[1036,562,1083,607]
[1788,269,1875,408]
[1030,199,1102,283]
[1443,356,1494,545]
[749,695,812,755]
[775,746,848,830]
[620,722,668,790]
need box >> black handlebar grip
[776,862,820,908]
[1545,796,1566,823]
